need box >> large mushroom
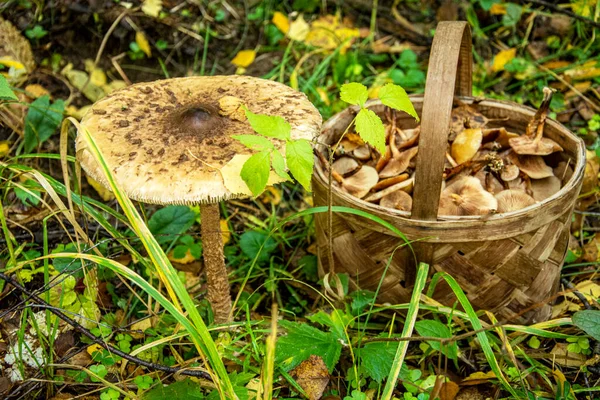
[438,176,498,216]
[76,76,321,324]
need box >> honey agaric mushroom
[353,144,371,160]
[76,76,321,324]
[474,169,503,194]
[508,152,554,179]
[342,166,379,198]
[500,163,520,181]
[451,128,483,165]
[380,190,412,211]
[379,146,418,179]
[509,87,563,156]
[332,157,359,176]
[449,104,488,141]
[495,189,536,213]
[438,176,498,216]
[530,175,562,201]
[364,177,414,202]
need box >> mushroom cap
[379,146,418,178]
[380,190,413,211]
[451,128,483,165]
[500,164,520,181]
[438,176,498,216]
[508,135,563,156]
[507,152,554,179]
[495,189,536,213]
[353,144,371,160]
[332,157,359,176]
[342,166,379,199]
[530,175,562,201]
[76,76,321,204]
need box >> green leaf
[245,109,291,140]
[344,390,367,400]
[340,82,368,107]
[502,3,522,26]
[414,319,458,360]
[239,230,278,263]
[24,96,65,153]
[271,149,291,181]
[358,340,410,383]
[89,364,108,382]
[14,179,42,206]
[276,320,342,372]
[143,378,204,400]
[0,75,18,101]
[308,309,353,341]
[378,83,419,121]
[232,134,274,151]
[285,139,313,191]
[148,206,195,244]
[355,108,386,155]
[240,150,271,196]
[573,310,600,341]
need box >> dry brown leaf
[290,355,329,400]
[550,343,587,367]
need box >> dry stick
[0,272,212,380]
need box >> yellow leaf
[272,11,289,33]
[62,64,105,102]
[231,50,256,68]
[489,3,506,14]
[168,248,196,264]
[552,299,581,318]
[142,0,162,17]
[289,70,299,90]
[571,0,592,17]
[288,15,310,41]
[543,60,570,69]
[0,141,10,157]
[87,344,103,356]
[103,80,128,94]
[221,219,231,245]
[492,48,516,72]
[86,175,115,201]
[220,154,286,196]
[0,57,25,71]
[316,87,330,106]
[260,186,282,205]
[135,32,152,58]
[463,371,496,381]
[24,84,49,99]
[304,15,359,53]
[66,105,92,120]
[564,61,600,80]
[130,317,153,339]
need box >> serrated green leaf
[245,109,291,140]
[0,75,18,102]
[355,108,385,155]
[285,139,313,191]
[240,150,271,196]
[239,230,278,263]
[24,96,65,153]
[271,149,291,180]
[308,309,353,341]
[148,206,195,244]
[378,83,419,121]
[340,82,368,107]
[275,320,342,372]
[232,134,275,151]
[414,319,458,360]
[573,310,600,341]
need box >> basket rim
[314,95,586,225]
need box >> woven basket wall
[312,22,585,324]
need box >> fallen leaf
[0,16,36,83]
[62,64,105,102]
[135,32,152,58]
[582,149,599,195]
[260,186,282,205]
[66,105,92,120]
[288,15,310,41]
[24,84,49,99]
[130,317,153,339]
[490,3,507,14]
[221,219,231,245]
[543,60,570,70]
[168,248,196,264]
[142,0,162,17]
[316,87,330,106]
[439,380,459,400]
[552,300,581,318]
[550,343,587,367]
[564,60,600,80]
[86,344,103,356]
[231,49,256,68]
[86,175,115,201]
[0,141,10,157]
[272,11,289,33]
[462,371,496,381]
[304,15,359,53]
[103,80,127,94]
[290,354,329,400]
[220,154,285,196]
[492,48,516,72]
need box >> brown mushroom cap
[500,164,520,181]
[342,166,379,198]
[507,152,554,179]
[438,176,498,216]
[76,76,321,204]
[379,146,418,178]
[495,189,536,213]
[353,144,371,160]
[332,157,359,176]
[380,190,412,211]
[451,128,483,165]
[508,135,563,156]
[530,175,562,201]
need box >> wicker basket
[312,22,585,324]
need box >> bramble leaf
[148,206,196,244]
[245,108,291,140]
[340,82,368,107]
[285,139,313,191]
[355,108,385,155]
[24,95,65,153]
[232,134,274,151]
[378,83,419,121]
[414,320,458,360]
[0,75,18,102]
[573,310,600,341]
[240,150,271,196]
[271,149,291,180]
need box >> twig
[0,271,212,380]
[511,0,600,30]
[561,278,593,310]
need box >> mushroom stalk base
[200,203,232,324]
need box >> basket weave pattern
[313,22,585,324]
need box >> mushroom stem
[200,203,232,324]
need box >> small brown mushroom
[495,189,536,213]
[438,176,498,216]
[500,164,520,181]
[353,144,371,160]
[554,161,573,184]
[507,152,554,179]
[373,173,409,190]
[342,166,379,198]
[379,146,418,178]
[530,175,561,201]
[380,190,412,211]
[475,169,504,194]
[332,157,359,176]
[364,178,414,202]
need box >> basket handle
[411,22,473,221]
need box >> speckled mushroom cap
[76,75,322,204]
